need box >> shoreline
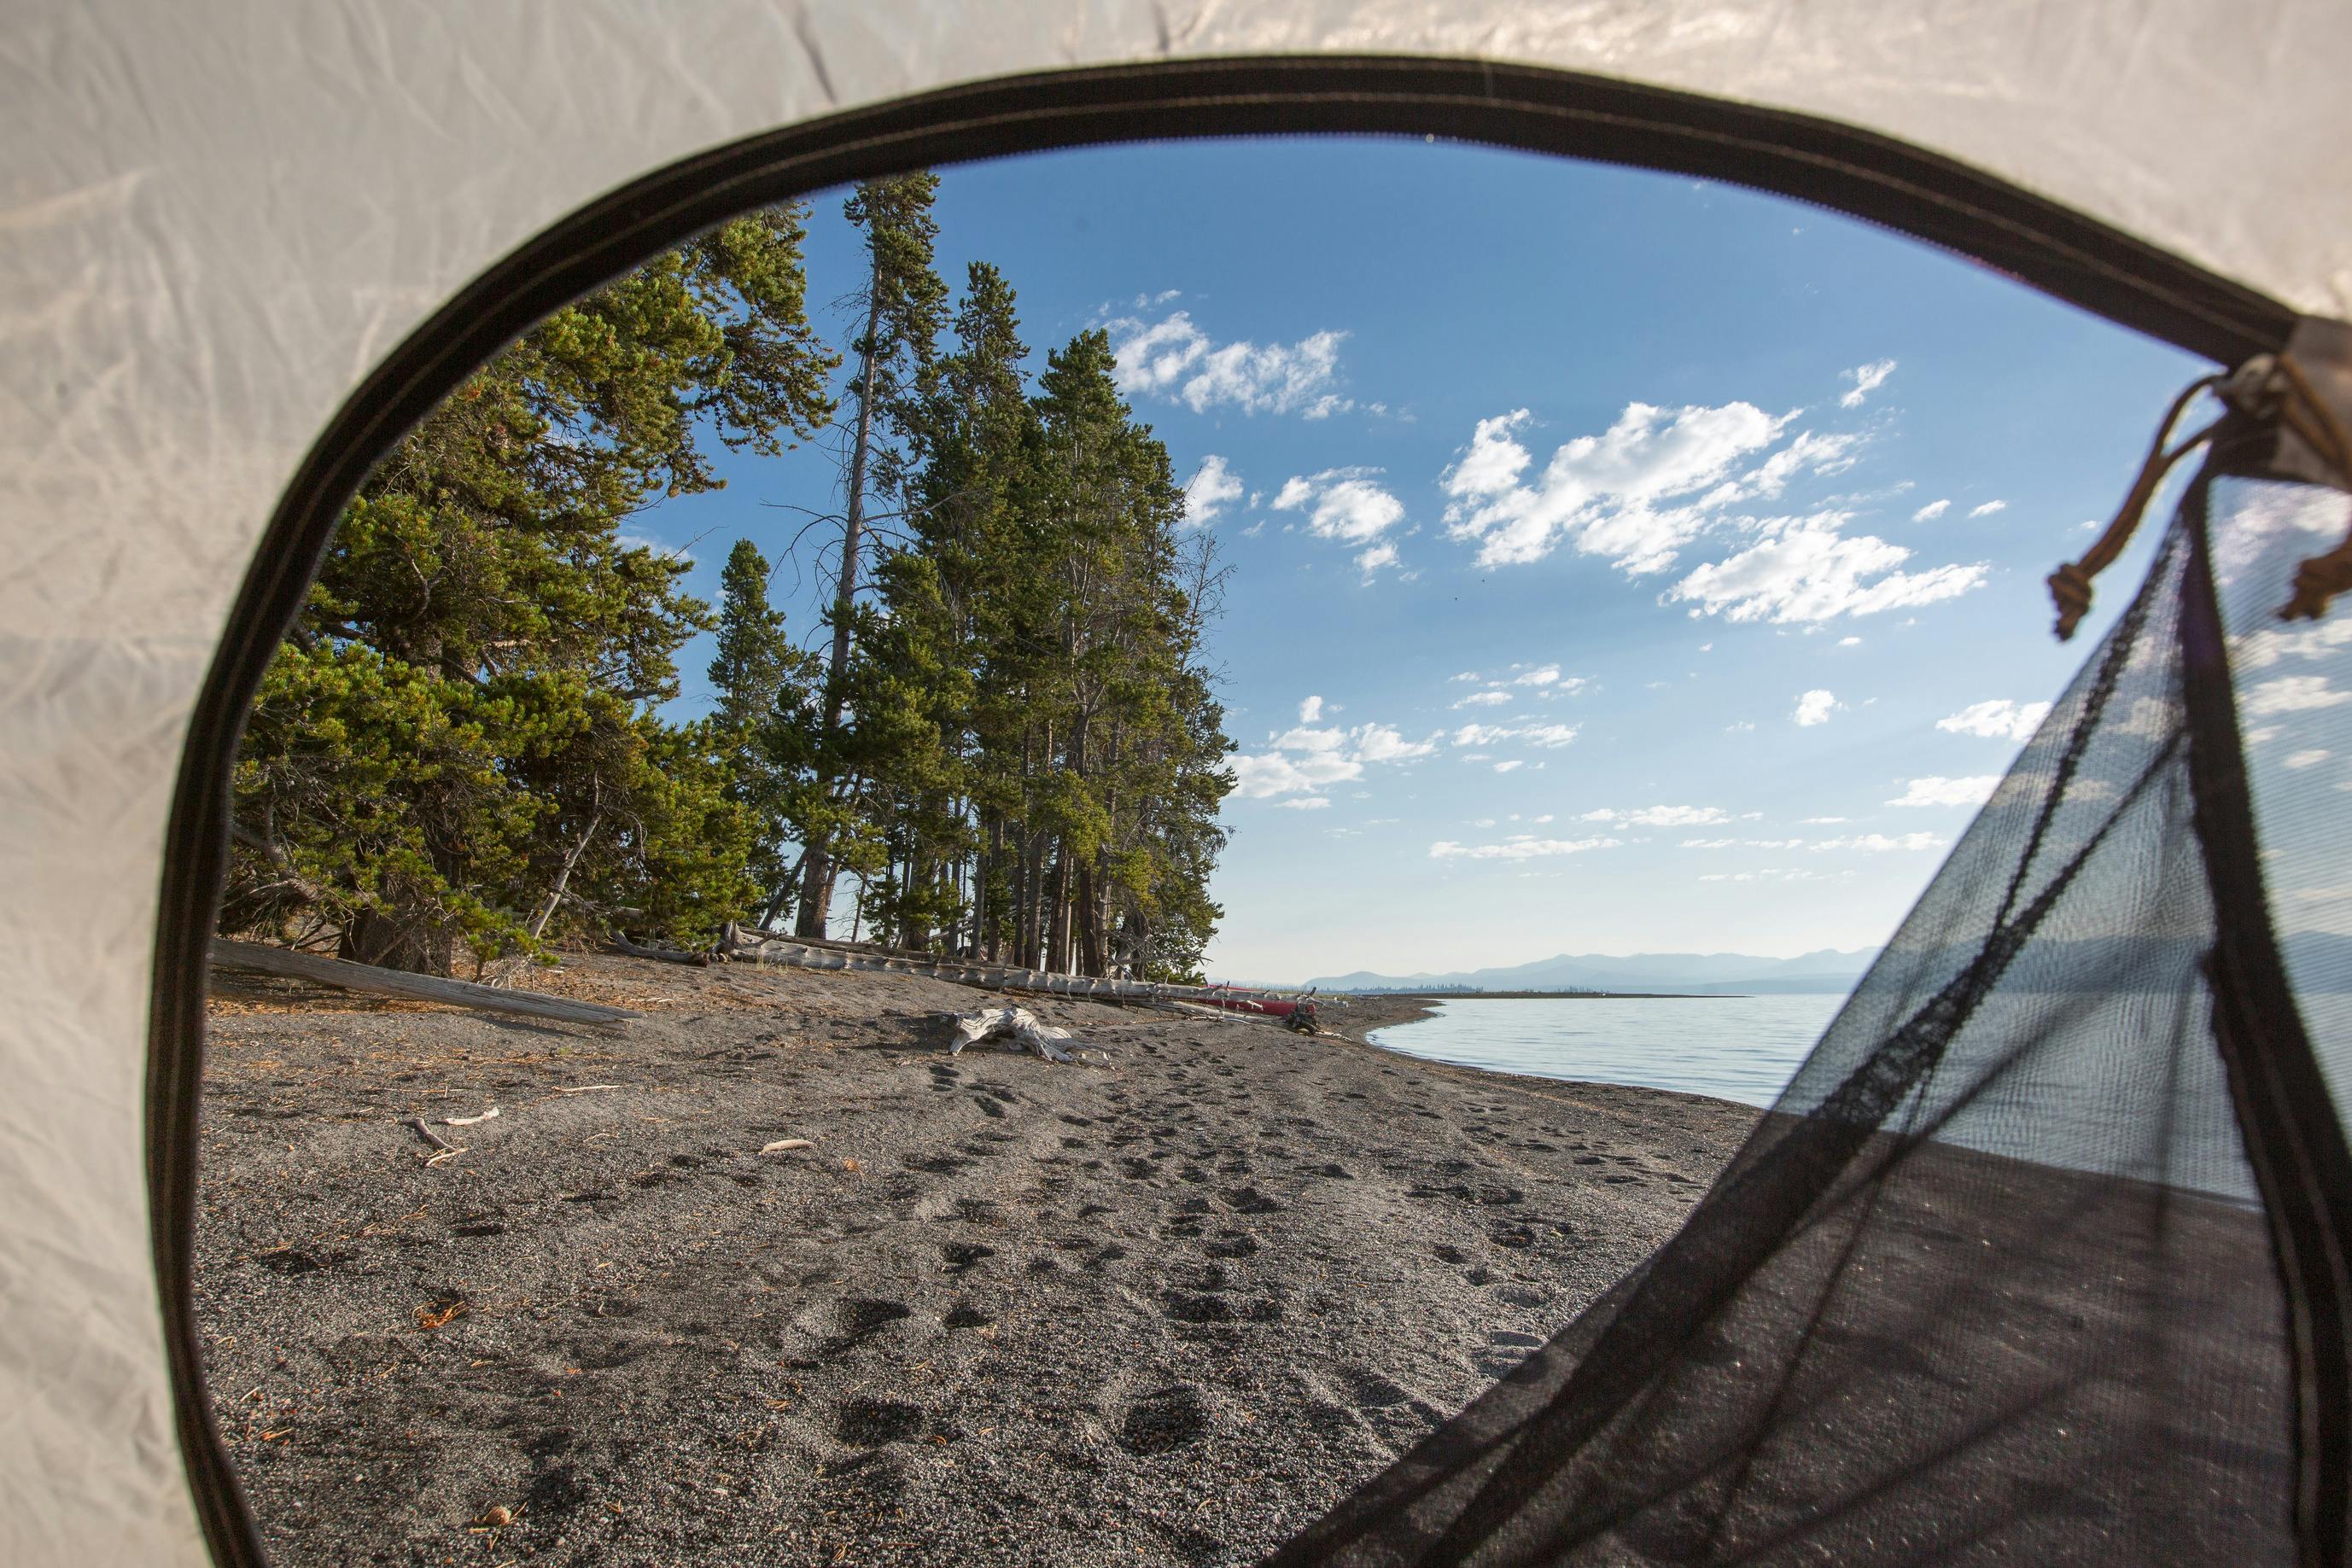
[197,954,1760,1566]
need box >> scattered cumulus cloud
[1670,514,1987,624]
[1453,690,1511,708]
[1439,402,1800,571]
[1813,831,1948,852]
[1275,796,1331,810]
[1840,358,1896,408]
[1109,309,1349,417]
[1272,468,1406,544]
[1355,542,1400,579]
[1450,721,1580,750]
[2232,619,2352,669]
[1181,455,1244,528]
[1429,835,1620,860]
[1298,695,1323,724]
[1579,805,1730,827]
[1967,499,2008,517]
[1493,760,1524,773]
[1936,699,2052,742]
[1912,499,1951,522]
[1793,689,1841,726]
[2245,675,2352,714]
[2286,749,2332,770]
[1887,775,2000,807]
[1229,714,1439,801]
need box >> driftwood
[443,1106,499,1127]
[210,938,639,1026]
[609,931,714,967]
[950,1006,1086,1064]
[401,1116,456,1152]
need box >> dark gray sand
[196,955,1755,1566]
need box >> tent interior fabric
[8,3,2352,1564]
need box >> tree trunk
[797,279,888,939]
[528,807,602,941]
[341,907,457,976]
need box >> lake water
[1365,994,1848,1109]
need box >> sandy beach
[196,954,1759,1566]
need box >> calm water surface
[1366,994,1847,1109]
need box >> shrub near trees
[224,178,1235,984]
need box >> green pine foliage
[225,181,1235,982]
[225,209,838,971]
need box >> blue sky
[633,137,2206,983]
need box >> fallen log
[210,939,639,1026]
[609,930,713,967]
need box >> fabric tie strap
[2049,353,2352,639]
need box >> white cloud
[1452,690,1511,708]
[1725,720,1756,733]
[1837,636,1862,647]
[2232,618,2352,670]
[1450,720,1580,751]
[1793,689,1841,726]
[1515,663,1563,686]
[1967,499,2008,517]
[1229,718,1439,801]
[2245,676,2352,714]
[1275,796,1332,810]
[1680,837,1737,848]
[1669,514,1987,624]
[1109,310,1348,417]
[1912,499,1951,522]
[1272,468,1406,544]
[1812,831,1948,852]
[1936,699,2052,742]
[1355,542,1400,578]
[1887,775,2000,807]
[1429,835,1620,860]
[1580,805,1730,827]
[1298,695,1323,724]
[1839,359,1896,408]
[1440,401,1800,572]
[1350,724,1439,764]
[616,531,692,562]
[1181,455,1244,528]
[1802,816,1849,824]
[1449,670,1481,683]
[2286,749,2332,770]
[1493,760,1525,773]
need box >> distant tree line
[223,175,1234,983]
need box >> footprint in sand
[1118,1385,1208,1455]
[835,1397,926,1447]
[941,1242,995,1274]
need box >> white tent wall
[3,2,2347,1562]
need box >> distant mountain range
[1301,931,2352,995]
[1305,947,1883,996]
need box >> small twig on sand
[760,1139,814,1155]
[444,1106,499,1127]
[552,1085,622,1094]
[402,1116,456,1152]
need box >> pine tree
[794,172,949,937]
[225,207,838,972]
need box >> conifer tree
[794,172,948,936]
[225,207,837,972]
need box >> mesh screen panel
[1268,471,2352,1566]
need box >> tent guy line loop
[2051,352,2352,640]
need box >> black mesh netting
[1268,469,2352,1567]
